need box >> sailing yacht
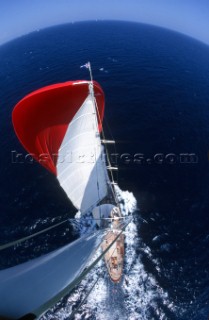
[100,207,125,282]
[0,62,126,319]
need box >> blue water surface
[0,21,209,319]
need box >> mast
[86,62,118,205]
[88,61,94,85]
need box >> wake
[43,187,176,320]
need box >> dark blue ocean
[0,21,209,319]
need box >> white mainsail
[0,232,101,318]
[57,85,110,214]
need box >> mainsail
[12,80,110,214]
[57,88,109,213]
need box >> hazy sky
[1,0,209,45]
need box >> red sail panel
[12,81,105,175]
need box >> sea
[0,21,209,320]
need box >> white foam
[41,186,177,320]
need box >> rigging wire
[103,115,119,184]
[89,80,102,222]
[32,218,132,318]
[87,62,118,205]
[94,94,117,198]
[0,211,132,252]
[68,243,119,320]
[0,218,69,251]
[68,276,99,320]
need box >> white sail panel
[92,204,115,227]
[0,232,100,318]
[57,93,109,213]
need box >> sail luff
[93,97,118,204]
[89,83,104,208]
[87,64,116,207]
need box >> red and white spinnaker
[13,80,110,213]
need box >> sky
[0,0,209,46]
